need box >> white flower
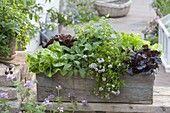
[95,68,98,71]
[116,90,120,96]
[111,90,117,95]
[99,87,103,91]
[97,58,105,63]
[101,68,105,72]
[98,70,103,73]
[89,63,97,69]
[108,87,110,91]
[112,84,115,88]
[108,64,112,68]
[83,55,87,59]
[56,85,62,90]
[102,77,106,81]
[108,56,111,59]
[57,107,64,112]
[106,83,110,86]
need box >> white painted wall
[25,0,60,52]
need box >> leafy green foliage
[151,0,170,17]
[87,40,129,98]
[26,41,68,77]
[115,32,149,50]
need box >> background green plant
[62,0,99,25]
[151,0,170,17]
[0,0,51,57]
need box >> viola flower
[82,99,88,106]
[42,95,54,105]
[56,85,62,90]
[24,80,34,89]
[0,92,9,99]
[58,107,64,112]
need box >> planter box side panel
[36,73,154,104]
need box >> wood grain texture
[36,73,154,104]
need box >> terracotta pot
[0,39,17,60]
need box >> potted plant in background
[0,0,51,60]
[142,16,159,45]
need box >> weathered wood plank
[44,102,170,113]
[37,73,154,104]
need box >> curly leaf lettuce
[26,41,68,77]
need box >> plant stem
[0,60,20,66]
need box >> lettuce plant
[26,41,68,77]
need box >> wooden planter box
[36,73,155,104]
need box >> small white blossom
[97,58,105,63]
[57,107,64,112]
[101,68,105,72]
[116,90,120,96]
[108,64,112,68]
[95,68,98,71]
[102,77,106,81]
[89,63,97,69]
[111,90,117,95]
[56,85,62,90]
[99,87,103,91]
[108,56,111,59]
[112,84,115,88]
[99,65,102,69]
[83,55,87,59]
[108,87,110,91]
[98,70,103,73]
